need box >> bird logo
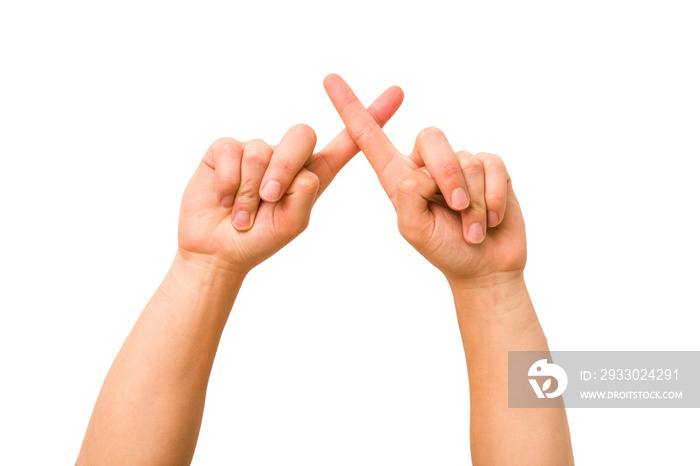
[528,359,568,398]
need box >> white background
[1,1,698,464]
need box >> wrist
[169,248,247,295]
[448,271,531,319]
[449,272,545,351]
[446,269,525,291]
[175,247,249,281]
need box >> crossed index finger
[323,74,401,185]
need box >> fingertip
[289,123,317,146]
[396,172,419,193]
[367,85,404,125]
[388,85,404,105]
[260,180,282,203]
[232,210,252,231]
[323,73,343,91]
[417,126,446,142]
[451,188,469,211]
[298,171,321,196]
[487,211,500,227]
[221,195,234,209]
[465,223,486,245]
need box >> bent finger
[396,169,439,248]
[457,152,487,245]
[413,127,469,211]
[232,140,273,231]
[206,138,243,208]
[275,168,321,238]
[260,124,317,203]
[478,152,508,227]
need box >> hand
[177,84,405,275]
[323,74,526,284]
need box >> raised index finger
[323,74,401,181]
[307,83,403,197]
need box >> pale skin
[76,84,404,465]
[323,74,574,465]
[77,75,573,465]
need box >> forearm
[77,251,245,465]
[450,273,574,466]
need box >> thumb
[274,168,321,238]
[396,169,439,248]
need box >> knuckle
[479,152,505,169]
[243,144,271,165]
[211,138,241,156]
[417,126,445,142]
[245,151,268,166]
[219,172,239,188]
[485,192,506,206]
[396,173,418,193]
[234,186,260,205]
[353,119,377,144]
[271,157,299,178]
[291,123,317,144]
[460,156,484,174]
[477,151,501,162]
[468,197,487,213]
[440,163,462,180]
[297,172,320,194]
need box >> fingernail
[451,188,469,210]
[221,195,234,208]
[260,180,282,202]
[487,211,499,227]
[420,168,433,179]
[233,211,251,230]
[467,223,485,243]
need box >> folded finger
[232,140,273,231]
[260,124,317,203]
[205,138,243,208]
[274,168,321,238]
[395,169,439,248]
[413,127,469,211]
[478,152,508,227]
[457,151,487,244]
